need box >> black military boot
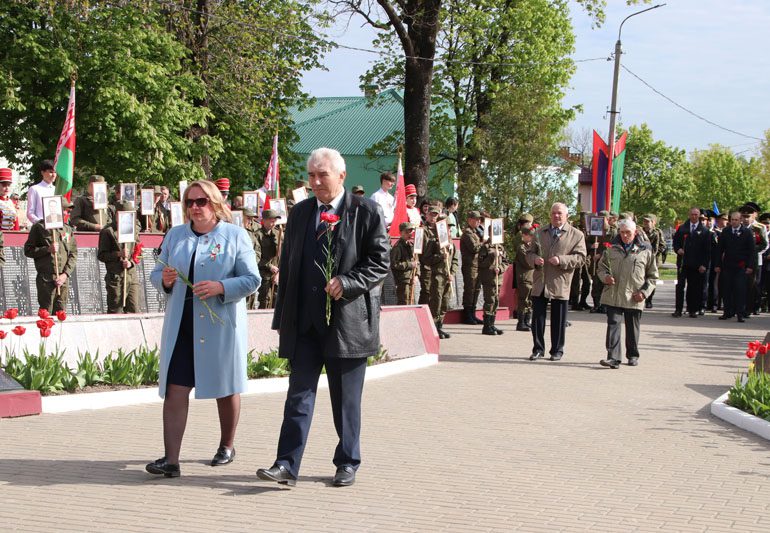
[436,320,451,339]
[524,311,532,330]
[516,316,530,331]
[471,308,483,325]
[491,315,504,335]
[482,315,496,335]
[462,306,476,325]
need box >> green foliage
[4,344,73,394]
[728,371,770,422]
[690,145,765,213]
[618,124,693,225]
[102,348,144,387]
[133,345,160,385]
[74,350,103,388]
[367,345,390,366]
[247,348,290,379]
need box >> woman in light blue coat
[146,180,260,478]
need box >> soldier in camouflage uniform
[478,228,507,335]
[459,210,483,325]
[139,186,170,233]
[97,201,141,313]
[422,207,458,339]
[243,208,260,310]
[641,214,666,308]
[71,175,111,232]
[515,225,536,331]
[390,222,418,305]
[256,209,281,309]
[24,197,77,313]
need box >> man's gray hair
[551,202,568,213]
[307,147,346,175]
[618,219,637,232]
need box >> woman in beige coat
[597,218,659,369]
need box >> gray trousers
[605,305,642,361]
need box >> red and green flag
[610,132,627,214]
[54,82,76,199]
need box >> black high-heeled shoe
[146,457,180,478]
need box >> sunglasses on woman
[185,198,210,208]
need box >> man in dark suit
[672,207,711,318]
[257,147,390,488]
[715,211,755,322]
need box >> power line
[621,64,763,142]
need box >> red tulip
[603,242,612,249]
[56,310,67,322]
[36,320,48,330]
[37,309,50,319]
[748,340,762,351]
[760,344,769,355]
[0,330,6,339]
[4,308,19,320]
[39,328,51,338]
[12,326,26,336]
[44,318,55,328]
[747,350,757,359]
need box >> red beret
[0,168,12,183]
[215,178,230,192]
[405,184,417,196]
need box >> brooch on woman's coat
[209,243,222,261]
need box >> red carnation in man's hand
[320,212,340,225]
[603,242,612,249]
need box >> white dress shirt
[315,189,345,229]
[27,180,56,225]
[370,188,395,225]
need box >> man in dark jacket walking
[257,148,390,488]
[672,207,711,318]
[715,210,756,322]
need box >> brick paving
[1,283,769,532]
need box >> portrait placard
[92,183,108,210]
[140,188,155,216]
[587,215,605,237]
[436,219,450,248]
[242,192,258,213]
[117,211,136,244]
[413,227,425,254]
[169,201,184,227]
[120,183,136,204]
[43,196,64,230]
[271,198,288,225]
[178,180,188,200]
[291,187,308,204]
[490,218,504,245]
[231,210,244,228]
[482,218,491,241]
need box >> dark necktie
[691,224,697,233]
[734,229,739,236]
[316,204,331,239]
[552,227,560,239]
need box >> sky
[300,0,770,154]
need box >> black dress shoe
[529,351,544,361]
[627,357,639,366]
[698,309,705,316]
[689,312,698,318]
[333,465,356,487]
[146,457,180,478]
[599,358,620,369]
[256,464,297,487]
[549,353,563,361]
[718,314,730,320]
[738,316,745,323]
[211,446,235,466]
[671,312,682,317]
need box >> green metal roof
[291,89,404,156]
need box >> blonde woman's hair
[183,180,232,223]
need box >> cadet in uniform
[24,197,77,313]
[459,210,483,324]
[418,209,437,306]
[478,227,507,335]
[422,207,457,338]
[256,208,281,309]
[98,201,141,313]
[70,175,111,232]
[139,186,170,233]
[515,225,536,331]
[390,222,418,305]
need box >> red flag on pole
[263,134,280,197]
[388,156,408,237]
[54,81,76,200]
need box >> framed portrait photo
[436,219,450,248]
[242,192,258,213]
[92,182,108,210]
[120,183,136,204]
[178,180,188,200]
[271,198,288,225]
[43,196,65,230]
[140,188,155,216]
[490,218,504,245]
[482,218,491,241]
[117,211,136,244]
[291,186,308,204]
[587,215,605,237]
[169,201,184,227]
[231,210,244,228]
[413,227,425,254]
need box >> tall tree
[619,123,692,224]
[690,144,765,213]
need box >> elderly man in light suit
[257,147,390,488]
[527,202,587,361]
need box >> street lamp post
[606,3,665,210]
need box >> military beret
[598,210,610,217]
[467,210,481,219]
[398,221,416,232]
[619,211,633,220]
[89,175,106,183]
[261,208,280,219]
[242,207,257,217]
[61,198,74,209]
[518,213,534,223]
[351,185,365,194]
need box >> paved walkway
[1,284,769,532]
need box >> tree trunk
[403,56,433,197]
